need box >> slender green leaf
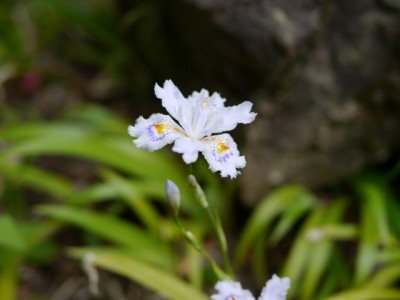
[270,191,315,244]
[251,234,268,285]
[325,288,400,300]
[69,182,120,205]
[1,135,168,179]
[300,199,347,300]
[1,121,193,209]
[36,205,173,269]
[316,255,351,299]
[355,176,391,246]
[0,215,26,251]
[312,223,358,241]
[186,227,207,288]
[384,193,400,238]
[282,205,326,296]
[0,123,89,141]
[65,104,128,134]
[100,169,160,232]
[378,247,400,264]
[353,176,392,285]
[235,185,315,267]
[366,264,400,288]
[69,248,209,300]
[0,259,19,300]
[0,157,73,199]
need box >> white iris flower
[258,275,291,300]
[211,281,255,300]
[128,80,257,178]
[211,275,290,300]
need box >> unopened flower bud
[187,174,197,187]
[187,174,208,208]
[165,179,181,211]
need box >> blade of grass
[69,247,209,300]
[0,258,19,300]
[282,204,326,296]
[325,288,400,300]
[270,190,315,244]
[300,199,347,300]
[0,215,26,252]
[251,234,268,285]
[1,135,170,179]
[1,123,193,208]
[100,169,161,233]
[36,205,173,269]
[366,264,400,288]
[353,175,392,285]
[235,185,315,267]
[0,157,73,199]
[69,182,120,205]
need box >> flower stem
[187,175,235,278]
[172,213,229,280]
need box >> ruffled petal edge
[211,280,255,300]
[201,134,246,179]
[154,79,186,121]
[128,113,183,151]
[258,274,290,300]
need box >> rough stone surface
[181,0,400,203]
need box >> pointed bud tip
[165,179,181,210]
[187,174,197,187]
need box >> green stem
[188,164,193,176]
[207,207,234,277]
[187,175,234,278]
[173,214,229,280]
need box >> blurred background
[1,0,400,299]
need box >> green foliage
[235,175,400,300]
[37,205,173,269]
[69,248,209,300]
[0,218,60,300]
[0,215,26,252]
[1,100,400,299]
[0,104,213,299]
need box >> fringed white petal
[211,280,255,300]
[187,88,210,103]
[215,101,257,133]
[128,113,183,151]
[154,80,186,120]
[258,275,290,300]
[209,92,226,108]
[201,134,246,179]
[172,137,203,164]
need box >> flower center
[183,97,221,139]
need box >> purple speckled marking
[213,150,233,163]
[146,125,165,142]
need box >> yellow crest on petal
[216,140,229,154]
[154,123,165,134]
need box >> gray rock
[182,0,400,202]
